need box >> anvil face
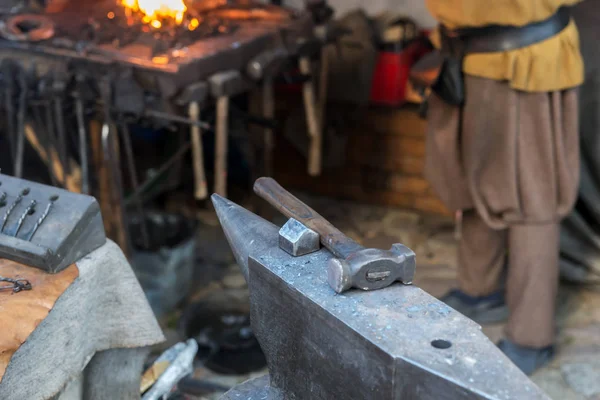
[212,195,549,400]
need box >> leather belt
[440,7,571,55]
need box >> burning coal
[120,0,188,28]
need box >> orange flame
[120,0,187,26]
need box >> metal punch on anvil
[210,183,551,399]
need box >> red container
[370,19,422,107]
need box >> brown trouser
[425,75,579,349]
[459,210,560,348]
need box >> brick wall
[273,101,450,216]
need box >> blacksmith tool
[208,70,245,197]
[254,177,415,293]
[99,76,131,256]
[52,70,70,178]
[2,61,17,165]
[0,276,32,293]
[14,67,28,178]
[177,82,209,200]
[0,172,106,273]
[74,74,90,194]
[120,122,150,249]
[211,194,550,400]
[246,46,289,177]
[314,24,350,147]
[246,46,290,82]
[296,38,323,176]
[278,217,320,257]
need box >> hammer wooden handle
[253,177,361,258]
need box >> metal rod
[14,200,36,237]
[14,71,27,178]
[144,109,211,130]
[262,78,275,177]
[124,142,191,207]
[75,95,90,194]
[4,70,16,164]
[102,122,131,255]
[100,76,131,256]
[1,194,23,233]
[120,122,150,248]
[32,104,59,187]
[54,96,70,177]
[27,200,53,241]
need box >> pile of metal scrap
[211,178,551,399]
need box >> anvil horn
[211,194,279,281]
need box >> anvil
[212,194,550,400]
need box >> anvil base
[220,375,283,399]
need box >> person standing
[422,1,584,375]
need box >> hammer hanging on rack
[177,82,209,200]
[208,70,245,197]
[297,38,323,177]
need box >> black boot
[498,339,555,375]
[440,289,509,324]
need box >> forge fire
[119,0,188,28]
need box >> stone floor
[170,193,600,399]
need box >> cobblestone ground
[171,195,600,399]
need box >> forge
[0,0,332,252]
[0,0,314,96]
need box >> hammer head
[176,81,209,106]
[327,244,416,294]
[209,70,244,98]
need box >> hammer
[296,38,323,177]
[209,70,245,197]
[247,46,290,177]
[178,82,209,200]
[253,177,416,293]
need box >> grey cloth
[561,1,600,284]
[0,240,165,400]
